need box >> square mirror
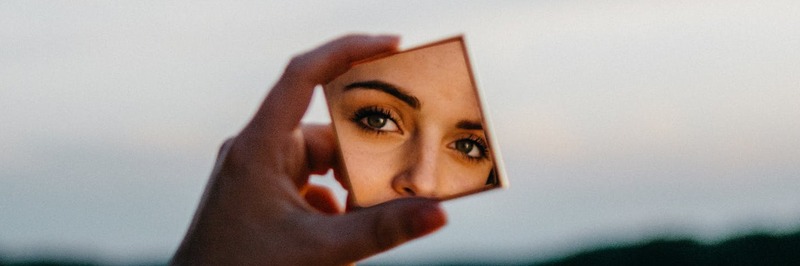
[323,36,507,208]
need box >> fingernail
[409,202,447,238]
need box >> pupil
[457,140,473,153]
[367,115,386,128]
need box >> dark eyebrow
[456,120,483,130]
[344,80,420,109]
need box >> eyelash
[350,106,401,134]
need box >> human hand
[171,35,447,265]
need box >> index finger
[246,34,400,136]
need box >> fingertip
[374,34,400,47]
[343,33,398,46]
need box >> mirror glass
[324,36,506,207]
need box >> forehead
[331,40,477,105]
[356,40,467,74]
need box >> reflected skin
[325,40,493,207]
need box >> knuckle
[284,55,307,77]
[373,209,403,250]
[217,137,235,157]
[299,219,343,264]
[215,136,250,174]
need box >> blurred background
[2,1,799,265]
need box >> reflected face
[325,39,495,207]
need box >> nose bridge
[392,131,441,198]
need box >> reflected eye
[359,114,398,131]
[449,135,489,162]
[455,139,481,157]
[351,106,400,133]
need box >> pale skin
[171,35,447,265]
[325,40,494,207]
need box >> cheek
[344,149,391,187]
[339,132,406,205]
[440,157,493,194]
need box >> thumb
[325,198,447,263]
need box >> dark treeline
[375,229,800,266]
[537,230,800,266]
[0,258,166,266]
[2,230,799,265]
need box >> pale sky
[2,1,799,264]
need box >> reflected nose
[391,138,440,198]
